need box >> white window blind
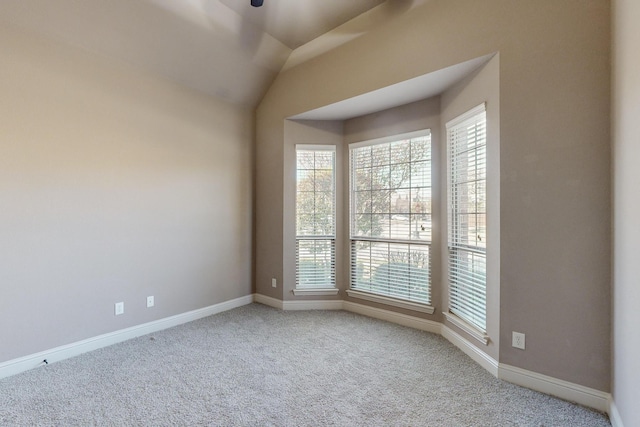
[349,131,432,305]
[446,104,487,331]
[296,145,336,289]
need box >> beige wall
[612,0,640,424]
[257,0,610,391]
[255,104,284,299]
[0,24,253,363]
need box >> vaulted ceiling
[0,0,424,107]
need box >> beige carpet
[0,303,610,426]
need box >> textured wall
[0,23,253,363]
[256,0,610,391]
[612,0,640,424]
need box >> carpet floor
[0,303,610,426]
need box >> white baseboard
[608,398,624,427]
[5,291,612,418]
[0,294,253,380]
[342,301,441,334]
[283,300,343,310]
[441,325,499,377]
[498,363,610,413]
[253,293,284,309]
[256,294,610,415]
[253,294,441,333]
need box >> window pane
[354,146,372,169]
[353,213,372,237]
[350,240,430,304]
[410,187,430,216]
[389,214,411,241]
[370,214,389,238]
[297,169,313,186]
[296,147,336,289]
[390,140,410,164]
[296,190,314,210]
[354,191,371,214]
[449,248,486,330]
[411,160,431,188]
[371,166,390,190]
[370,190,390,214]
[349,131,432,305]
[391,189,411,214]
[351,240,372,288]
[447,107,487,331]
[409,213,431,241]
[351,133,432,244]
[297,239,335,288]
[411,137,431,162]
[390,188,411,240]
[354,168,371,191]
[371,144,389,166]
[314,191,334,235]
[314,169,334,192]
[297,151,315,170]
[296,213,314,236]
[314,151,334,170]
[390,163,411,189]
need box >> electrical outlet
[147,296,154,308]
[512,331,525,350]
[272,278,277,288]
[115,302,124,316]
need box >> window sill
[443,312,490,345]
[293,288,340,296]
[345,289,435,314]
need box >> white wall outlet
[272,278,277,288]
[115,302,124,316]
[512,331,526,350]
[147,296,154,308]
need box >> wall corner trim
[608,397,624,427]
[497,363,611,414]
[0,294,254,380]
[441,325,498,377]
[253,293,284,309]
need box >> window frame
[445,103,489,338]
[347,130,435,313]
[294,144,338,293]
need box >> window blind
[446,104,487,331]
[296,146,336,289]
[350,241,430,303]
[349,131,432,305]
